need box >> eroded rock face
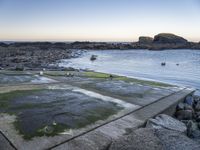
[139,36,153,44]
[153,33,188,44]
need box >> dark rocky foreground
[0,44,82,70]
[109,94,200,150]
[0,33,200,70]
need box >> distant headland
[0,33,200,50]
[0,33,200,70]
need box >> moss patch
[0,89,122,140]
[0,90,42,110]
[14,121,70,140]
[83,71,173,87]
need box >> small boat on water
[90,55,98,61]
[161,62,166,66]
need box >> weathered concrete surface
[53,88,194,150]
[0,71,194,150]
[0,132,15,150]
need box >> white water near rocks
[59,49,200,92]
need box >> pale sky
[0,0,200,42]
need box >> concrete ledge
[0,132,16,150]
[52,88,194,150]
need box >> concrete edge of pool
[0,71,195,150]
[0,88,194,150]
[51,88,194,150]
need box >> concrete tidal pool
[1,71,185,150]
[0,87,123,140]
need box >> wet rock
[146,114,187,133]
[109,128,164,150]
[195,101,200,112]
[195,112,200,121]
[184,104,193,111]
[176,110,193,120]
[153,33,188,44]
[176,103,185,111]
[110,128,200,150]
[176,103,193,111]
[155,128,200,150]
[184,95,194,106]
[139,36,153,44]
[187,121,200,139]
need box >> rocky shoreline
[0,33,200,70]
[108,93,200,150]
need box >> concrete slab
[0,132,15,150]
[52,88,194,150]
[64,79,178,106]
[0,71,192,150]
[0,84,139,150]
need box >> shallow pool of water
[59,49,200,90]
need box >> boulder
[109,128,164,150]
[139,36,153,44]
[153,33,188,44]
[155,128,200,150]
[176,110,193,120]
[184,95,194,106]
[109,128,200,150]
[176,102,193,111]
[146,114,187,133]
[176,103,185,111]
[187,121,200,139]
[195,101,200,112]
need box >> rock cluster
[109,94,200,150]
[153,33,188,44]
[175,94,200,139]
[109,114,200,150]
[0,44,82,70]
[134,33,200,50]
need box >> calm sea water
[59,49,200,91]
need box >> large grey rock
[146,114,187,133]
[176,110,193,120]
[109,128,164,150]
[109,127,200,150]
[153,33,188,44]
[176,102,193,111]
[187,121,200,139]
[139,36,153,44]
[195,101,200,112]
[184,95,194,106]
[155,128,200,150]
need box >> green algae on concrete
[0,88,122,140]
[83,71,173,87]
[0,90,42,110]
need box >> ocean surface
[59,49,200,92]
